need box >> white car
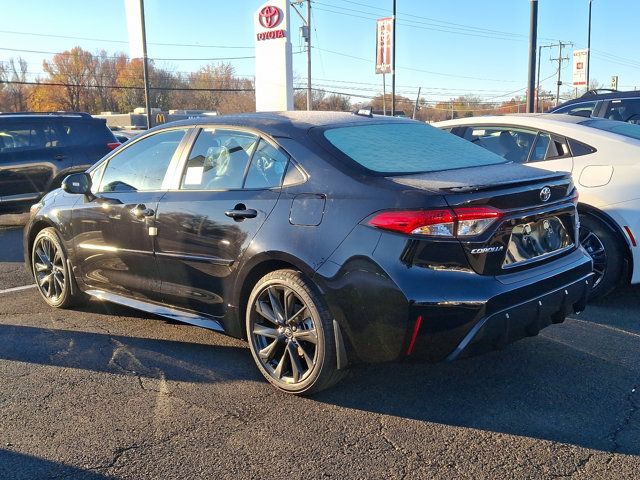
[435,114,640,299]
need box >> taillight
[571,188,579,204]
[107,142,121,150]
[369,206,502,238]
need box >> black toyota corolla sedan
[24,111,593,394]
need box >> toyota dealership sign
[254,0,293,111]
[257,5,285,40]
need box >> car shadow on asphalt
[0,320,256,386]
[313,288,640,456]
[0,449,115,480]
[2,287,638,457]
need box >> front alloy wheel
[246,270,344,394]
[32,228,84,308]
[33,234,66,302]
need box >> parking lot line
[0,284,36,295]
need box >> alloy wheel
[579,226,607,288]
[249,285,318,385]
[33,236,66,301]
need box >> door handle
[130,204,155,218]
[225,208,258,220]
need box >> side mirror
[62,172,92,196]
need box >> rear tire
[579,213,625,300]
[246,269,345,395]
[32,228,85,308]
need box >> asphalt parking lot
[0,225,638,479]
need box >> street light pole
[526,0,538,113]
[391,0,396,116]
[586,0,592,91]
[139,0,152,129]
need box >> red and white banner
[375,17,393,75]
[573,49,589,87]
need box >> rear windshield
[579,119,640,141]
[322,122,507,174]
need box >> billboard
[375,17,393,74]
[572,49,589,87]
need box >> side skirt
[84,289,225,332]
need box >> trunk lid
[390,164,578,275]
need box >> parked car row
[4,93,638,394]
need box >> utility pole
[292,1,312,110]
[391,0,396,116]
[139,0,152,129]
[551,41,572,106]
[306,0,311,110]
[536,44,554,112]
[412,87,421,119]
[526,0,538,113]
[586,0,592,91]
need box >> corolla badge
[540,186,552,202]
[470,246,504,254]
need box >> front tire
[32,228,85,308]
[579,214,625,300]
[246,269,344,395]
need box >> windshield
[580,119,640,141]
[322,122,508,174]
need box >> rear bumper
[319,226,594,364]
[445,272,592,361]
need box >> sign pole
[382,74,386,115]
[139,0,152,129]
[526,0,538,113]
[391,0,396,116]
[586,0,592,91]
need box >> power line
[0,46,257,61]
[0,46,306,62]
[0,29,255,49]
[312,46,519,83]
[316,1,526,40]
[313,3,543,43]
[0,79,254,92]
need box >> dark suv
[0,112,118,214]
[549,89,640,123]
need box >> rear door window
[244,139,289,189]
[180,129,258,190]
[604,98,640,124]
[465,126,536,163]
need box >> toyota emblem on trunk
[540,186,551,202]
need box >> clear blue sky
[1,0,638,103]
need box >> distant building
[95,107,219,130]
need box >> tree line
[0,46,549,119]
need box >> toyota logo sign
[540,186,551,202]
[259,6,282,29]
